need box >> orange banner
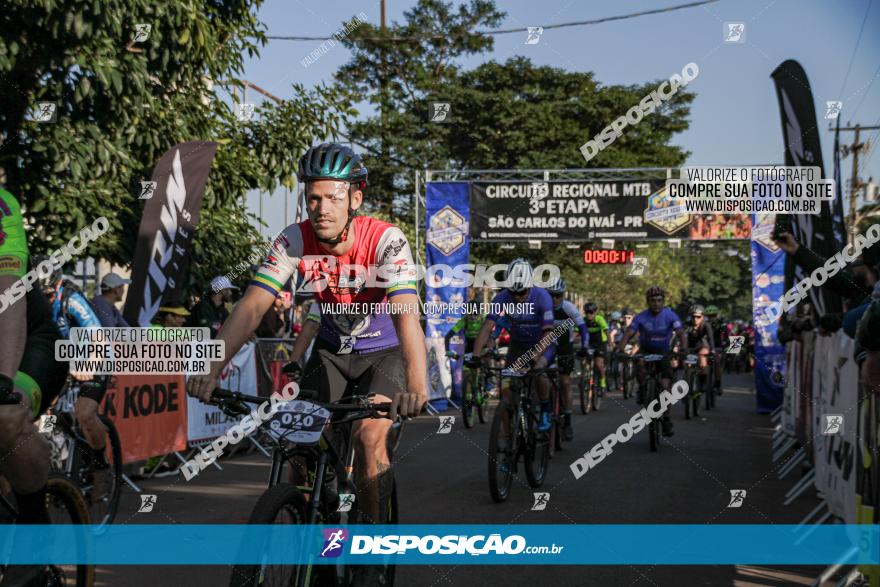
[100,374,188,464]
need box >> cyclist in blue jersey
[472,259,557,434]
[616,286,686,437]
[37,261,110,488]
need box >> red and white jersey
[250,216,417,353]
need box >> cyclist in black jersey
[678,304,715,392]
[705,305,724,394]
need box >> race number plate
[267,400,331,445]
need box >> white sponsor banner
[812,332,858,523]
[186,342,258,443]
[426,336,452,402]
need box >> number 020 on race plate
[267,400,331,445]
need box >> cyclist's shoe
[538,411,552,433]
[599,386,607,398]
[350,564,389,587]
[563,413,574,441]
[0,565,50,587]
[661,419,675,437]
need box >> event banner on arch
[469,180,750,241]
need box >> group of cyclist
[0,140,755,585]
[450,271,751,444]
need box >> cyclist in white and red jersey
[188,144,427,564]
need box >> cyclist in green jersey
[0,188,69,585]
[583,302,610,395]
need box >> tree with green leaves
[0,0,351,291]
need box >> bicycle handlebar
[209,388,393,419]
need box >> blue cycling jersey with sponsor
[50,281,101,338]
[628,307,683,353]
[487,288,554,345]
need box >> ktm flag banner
[100,374,188,463]
[468,181,750,241]
[124,141,218,326]
[770,60,843,318]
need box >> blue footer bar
[1,524,877,565]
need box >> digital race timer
[583,250,635,264]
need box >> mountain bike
[577,349,601,413]
[487,366,556,503]
[704,352,717,411]
[617,345,637,401]
[219,388,401,587]
[43,379,123,527]
[633,353,666,453]
[0,474,95,586]
[681,353,700,420]
[446,349,497,428]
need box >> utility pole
[379,0,390,217]
[837,123,880,244]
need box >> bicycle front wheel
[229,484,327,587]
[462,372,476,429]
[91,415,122,527]
[45,474,95,587]
[646,379,659,453]
[523,400,550,488]
[488,401,515,503]
[578,370,589,414]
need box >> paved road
[97,373,831,586]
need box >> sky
[238,0,880,239]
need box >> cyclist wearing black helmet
[616,286,686,437]
[187,144,427,565]
[679,304,715,393]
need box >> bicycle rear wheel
[488,401,515,503]
[229,484,327,587]
[45,474,95,587]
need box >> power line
[267,0,720,41]
[850,59,880,119]
[837,0,873,98]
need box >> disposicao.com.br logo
[334,533,563,557]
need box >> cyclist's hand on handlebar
[282,360,303,381]
[463,353,482,368]
[187,373,219,403]
[389,391,426,420]
[70,370,94,382]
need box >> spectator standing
[91,273,132,327]
[256,294,288,338]
[188,276,238,337]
